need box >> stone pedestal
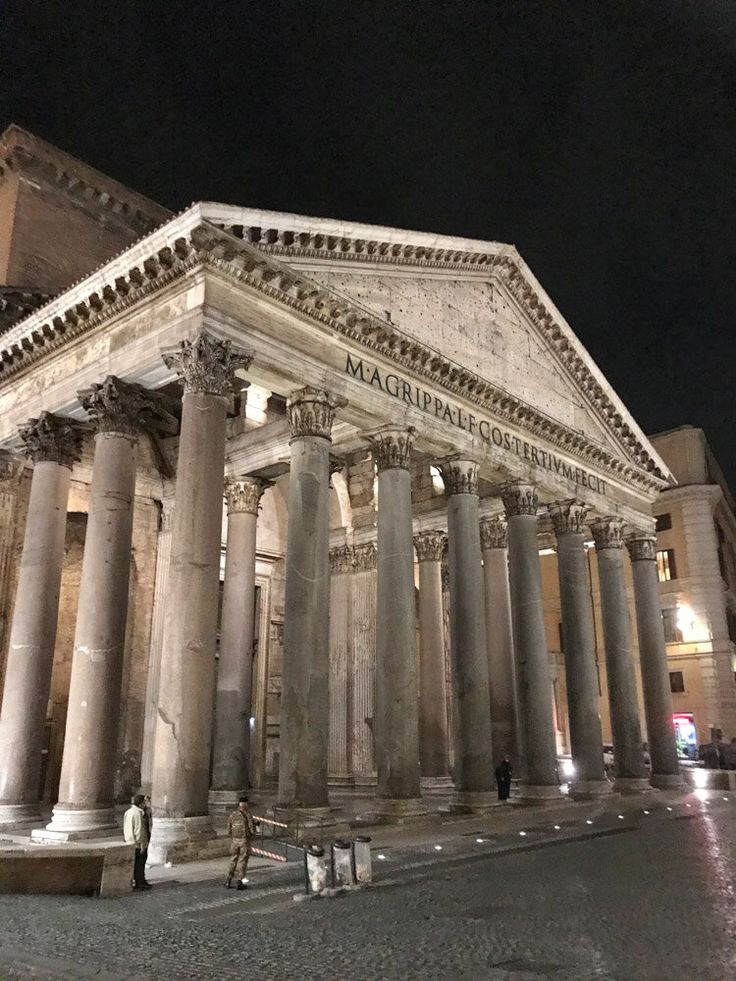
[0,414,84,830]
[373,429,422,809]
[149,331,252,863]
[277,388,341,812]
[627,533,684,789]
[414,531,450,780]
[210,477,265,804]
[441,459,494,805]
[549,501,610,799]
[501,482,561,802]
[46,379,161,838]
[479,517,519,766]
[590,518,647,791]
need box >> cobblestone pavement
[1,792,735,980]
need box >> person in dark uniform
[225,796,257,890]
[495,755,513,801]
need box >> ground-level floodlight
[303,845,328,897]
[330,840,355,888]
[352,835,372,885]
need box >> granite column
[501,482,561,801]
[548,500,610,798]
[627,533,683,789]
[277,388,341,815]
[149,332,252,862]
[0,414,84,829]
[441,459,494,807]
[589,518,648,791]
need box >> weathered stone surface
[414,532,449,778]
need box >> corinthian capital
[413,530,446,563]
[548,499,589,537]
[439,458,479,496]
[79,375,165,436]
[626,533,657,562]
[371,427,415,472]
[479,516,507,550]
[18,412,86,468]
[589,516,625,551]
[500,481,538,517]
[225,476,268,515]
[287,387,344,441]
[352,541,378,571]
[162,330,253,396]
[329,544,354,574]
[0,450,24,486]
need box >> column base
[0,803,43,832]
[328,773,355,787]
[516,784,566,806]
[650,773,687,791]
[147,815,218,865]
[442,790,498,814]
[613,776,654,795]
[569,779,614,801]
[32,806,119,842]
[356,796,434,825]
[208,789,247,815]
[421,775,455,796]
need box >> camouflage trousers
[228,839,251,879]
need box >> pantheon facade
[0,126,683,861]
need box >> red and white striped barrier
[251,846,288,863]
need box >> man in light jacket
[123,794,151,890]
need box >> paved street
[1,793,735,980]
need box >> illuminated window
[655,513,672,532]
[669,671,685,693]
[656,548,677,582]
[430,465,445,495]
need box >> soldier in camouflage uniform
[225,795,257,890]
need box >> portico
[0,137,684,852]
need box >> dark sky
[4,1,735,484]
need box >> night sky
[4,1,735,484]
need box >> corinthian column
[277,387,342,815]
[0,413,84,830]
[548,500,609,798]
[149,331,252,862]
[589,518,647,791]
[413,531,450,782]
[440,459,494,806]
[479,516,519,766]
[40,378,173,839]
[0,452,24,667]
[627,533,683,789]
[371,429,421,809]
[210,476,266,807]
[501,482,560,801]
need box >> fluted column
[351,541,378,784]
[479,516,519,766]
[140,498,174,793]
[277,387,341,814]
[589,518,648,791]
[548,500,610,798]
[0,452,24,670]
[440,459,494,805]
[0,414,84,829]
[501,482,560,800]
[41,378,173,839]
[627,533,683,789]
[210,477,267,806]
[414,531,450,782]
[329,545,353,784]
[149,331,252,862]
[372,428,422,808]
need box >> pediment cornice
[0,205,671,493]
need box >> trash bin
[303,845,328,896]
[331,840,355,888]
[352,835,372,885]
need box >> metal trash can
[303,845,328,896]
[331,840,355,888]
[352,835,372,885]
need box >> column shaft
[442,460,493,801]
[415,541,449,778]
[550,502,608,796]
[45,430,137,835]
[628,535,682,787]
[502,483,560,796]
[590,518,647,788]
[328,546,353,782]
[210,482,261,799]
